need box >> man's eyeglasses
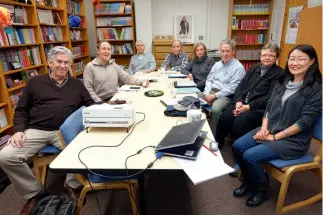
[260,54,276,58]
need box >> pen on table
[160,100,168,107]
[203,144,217,156]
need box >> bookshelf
[227,0,272,71]
[0,0,90,134]
[93,0,136,66]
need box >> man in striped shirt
[202,39,245,138]
[160,40,189,71]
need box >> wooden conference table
[49,71,223,214]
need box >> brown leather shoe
[20,191,46,215]
[64,182,82,201]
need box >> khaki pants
[0,129,81,200]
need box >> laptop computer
[174,80,196,88]
[155,119,207,160]
[157,130,208,160]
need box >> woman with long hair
[181,42,215,92]
[232,44,322,207]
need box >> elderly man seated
[0,46,95,215]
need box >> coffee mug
[187,109,205,123]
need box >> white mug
[187,109,205,123]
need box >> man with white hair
[129,40,156,74]
[0,46,94,215]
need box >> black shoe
[246,188,268,207]
[229,171,238,177]
[233,183,250,197]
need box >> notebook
[174,80,196,88]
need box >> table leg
[138,173,147,215]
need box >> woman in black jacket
[232,44,322,207]
[215,44,283,149]
[181,42,215,92]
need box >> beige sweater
[83,58,143,102]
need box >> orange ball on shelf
[0,7,12,29]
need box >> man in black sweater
[0,46,94,215]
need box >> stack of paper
[174,146,234,185]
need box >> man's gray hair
[135,40,145,46]
[171,40,182,47]
[47,46,73,64]
[220,39,236,51]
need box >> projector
[82,104,135,131]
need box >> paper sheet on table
[117,85,142,92]
[174,146,234,185]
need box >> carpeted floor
[0,141,321,215]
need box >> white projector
[82,104,135,128]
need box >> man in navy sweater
[0,46,94,215]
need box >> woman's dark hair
[280,44,322,87]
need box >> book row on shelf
[41,26,63,42]
[95,2,132,15]
[233,33,266,45]
[0,27,36,46]
[97,17,132,26]
[72,45,87,57]
[232,18,268,30]
[0,108,8,128]
[36,0,59,8]
[67,0,81,15]
[0,47,41,72]
[111,43,133,54]
[233,4,270,15]
[37,9,63,25]
[97,27,133,40]
[70,29,82,41]
[242,61,259,71]
[236,49,261,60]
[74,60,85,72]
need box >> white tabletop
[49,72,222,173]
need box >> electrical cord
[176,119,184,125]
[77,112,165,215]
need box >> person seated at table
[129,40,156,74]
[232,44,322,207]
[181,42,215,92]
[202,39,245,137]
[215,44,283,150]
[160,40,189,71]
[0,46,95,214]
[83,40,149,103]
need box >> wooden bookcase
[0,0,90,135]
[227,0,272,71]
[92,0,136,66]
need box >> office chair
[56,106,138,215]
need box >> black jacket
[181,56,215,89]
[233,63,283,112]
[251,80,322,160]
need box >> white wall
[269,0,286,47]
[150,0,230,50]
[84,0,96,57]
[85,0,232,54]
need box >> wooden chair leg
[275,175,291,214]
[33,161,41,182]
[76,185,91,215]
[128,182,138,215]
[41,165,48,186]
[238,169,243,181]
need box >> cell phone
[130,86,141,89]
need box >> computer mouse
[210,141,219,152]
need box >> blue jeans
[232,133,280,187]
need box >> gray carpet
[0,142,321,215]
